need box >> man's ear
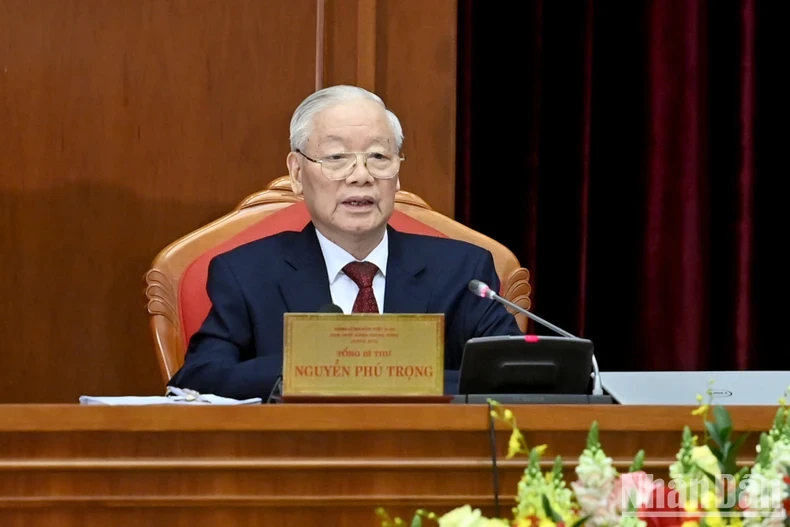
[395,177,400,192]
[286,152,303,195]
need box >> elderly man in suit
[168,85,521,399]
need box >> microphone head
[468,280,493,298]
[318,303,343,313]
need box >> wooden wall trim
[322,0,458,218]
[316,0,326,89]
[0,404,772,432]
[0,495,516,508]
[356,0,377,91]
[0,406,763,525]
[0,457,678,472]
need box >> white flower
[576,448,618,487]
[572,447,619,527]
[741,465,787,527]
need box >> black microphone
[267,303,344,403]
[468,279,603,396]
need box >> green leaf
[529,446,543,465]
[720,450,734,476]
[621,488,640,511]
[721,433,751,475]
[708,442,723,460]
[542,494,563,523]
[713,406,733,442]
[698,467,718,483]
[571,515,591,527]
[410,514,422,527]
[706,421,723,447]
[629,449,645,472]
[586,422,600,449]
[721,442,731,459]
[553,455,563,479]
[682,426,693,442]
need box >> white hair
[289,85,404,153]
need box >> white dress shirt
[314,228,388,314]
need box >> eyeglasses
[296,149,405,180]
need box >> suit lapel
[383,226,431,314]
[280,223,333,312]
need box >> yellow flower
[691,446,721,478]
[700,490,718,510]
[508,429,526,458]
[681,522,700,527]
[704,510,724,527]
[514,517,556,527]
[691,404,709,416]
[685,490,718,512]
[692,387,714,416]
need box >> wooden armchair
[144,176,531,385]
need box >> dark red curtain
[457,0,784,372]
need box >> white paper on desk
[78,395,262,406]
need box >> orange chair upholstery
[144,176,531,384]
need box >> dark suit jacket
[168,223,522,399]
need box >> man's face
[287,99,400,243]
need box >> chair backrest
[144,176,531,384]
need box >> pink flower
[616,471,657,510]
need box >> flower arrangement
[375,384,790,527]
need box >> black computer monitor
[458,335,594,395]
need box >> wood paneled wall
[0,0,457,403]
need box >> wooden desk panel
[0,404,775,527]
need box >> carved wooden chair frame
[144,176,531,384]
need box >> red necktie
[342,261,379,313]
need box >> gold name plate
[282,313,444,397]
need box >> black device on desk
[454,335,612,404]
[458,280,613,404]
